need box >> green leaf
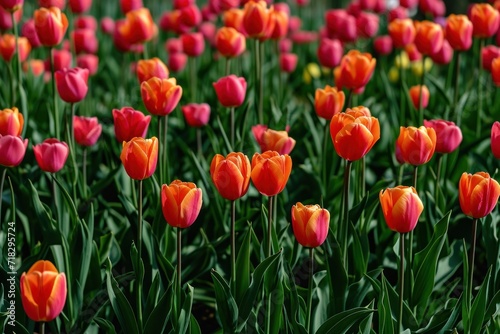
[378,275,395,334]
[415,297,461,334]
[268,280,285,334]
[211,269,238,333]
[358,300,375,334]
[315,307,376,334]
[462,240,471,333]
[412,211,451,309]
[178,284,195,334]
[143,281,172,333]
[235,224,252,305]
[189,314,202,334]
[470,267,492,334]
[282,261,307,334]
[324,233,347,314]
[105,260,139,334]
[94,317,118,334]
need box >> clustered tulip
[210,152,251,201]
[459,172,500,219]
[291,203,330,248]
[379,186,424,233]
[251,150,292,197]
[423,119,462,154]
[120,136,158,180]
[161,180,203,228]
[213,75,247,107]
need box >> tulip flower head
[317,38,343,69]
[459,172,500,219]
[0,107,24,136]
[55,67,89,103]
[215,27,246,58]
[469,3,500,38]
[213,75,247,107]
[445,14,473,51]
[291,203,330,248]
[76,54,99,75]
[181,103,210,127]
[141,77,182,116]
[242,0,273,39]
[379,186,423,233]
[210,152,251,201]
[69,0,92,14]
[161,180,202,228]
[112,107,151,142]
[279,53,298,73]
[373,35,393,55]
[20,260,67,322]
[314,85,345,120]
[73,116,102,147]
[491,121,500,159]
[0,134,28,167]
[253,127,296,155]
[335,50,376,91]
[423,119,462,154]
[33,6,69,47]
[33,138,69,173]
[136,57,169,83]
[120,136,158,180]
[0,34,31,63]
[388,18,416,48]
[408,84,430,110]
[414,20,444,56]
[71,28,98,54]
[0,0,23,12]
[396,126,436,166]
[251,150,292,197]
[119,7,155,45]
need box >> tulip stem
[158,116,164,185]
[435,154,443,212]
[177,226,182,316]
[197,128,202,157]
[399,65,406,126]
[267,196,274,257]
[50,47,60,138]
[344,89,353,111]
[11,12,22,100]
[476,39,485,139]
[255,39,263,124]
[0,168,6,223]
[7,63,15,106]
[341,160,352,268]
[230,107,235,149]
[137,179,143,329]
[231,200,236,296]
[225,57,231,76]
[418,57,426,126]
[306,247,314,333]
[40,322,45,334]
[164,117,170,183]
[398,232,405,333]
[70,103,75,152]
[322,122,329,199]
[453,52,461,126]
[413,165,418,190]
[189,56,197,102]
[469,218,478,301]
[83,147,88,199]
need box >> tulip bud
[21,19,41,49]
[414,20,444,56]
[71,28,98,54]
[336,50,376,91]
[140,77,182,116]
[161,180,202,228]
[423,119,462,154]
[379,186,423,233]
[45,49,72,72]
[33,138,69,173]
[119,7,155,45]
[73,116,102,146]
[374,35,393,56]
[445,14,473,51]
[69,0,91,14]
[408,84,430,110]
[429,39,453,65]
[388,18,415,48]
[100,17,115,35]
[75,15,97,30]
[291,203,330,248]
[356,12,379,39]
[459,172,500,219]
[179,4,201,28]
[0,134,28,167]
[279,53,298,73]
[55,67,89,103]
[210,152,251,200]
[181,32,205,57]
[33,6,69,47]
[168,53,187,73]
[317,38,343,69]
[120,136,158,180]
[213,75,247,107]
[251,150,292,197]
[396,126,436,166]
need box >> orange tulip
[445,14,473,51]
[215,27,246,58]
[314,85,345,120]
[269,7,289,39]
[242,0,273,39]
[396,126,436,166]
[0,34,31,62]
[408,84,430,109]
[379,186,423,233]
[141,77,182,116]
[161,180,202,228]
[119,7,155,45]
[20,260,67,322]
[255,128,296,155]
[492,57,500,86]
[223,8,245,35]
[291,203,330,248]
[414,20,444,56]
[330,111,380,161]
[388,18,416,48]
[136,57,169,83]
[251,150,292,197]
[33,6,69,47]
[336,50,376,90]
[469,3,500,38]
[0,107,24,136]
[459,172,500,219]
[210,152,251,200]
[346,106,371,118]
[120,136,158,180]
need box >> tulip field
[2,0,500,333]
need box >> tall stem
[254,39,263,124]
[196,128,202,157]
[412,165,418,190]
[164,117,170,183]
[306,248,314,333]
[0,168,6,223]
[70,103,75,150]
[341,160,352,267]
[267,195,274,257]
[399,62,406,125]
[322,122,329,199]
[344,89,353,111]
[50,47,60,138]
[453,52,461,125]
[418,57,426,126]
[189,56,197,102]
[469,218,478,300]
[83,147,87,199]
[40,322,46,334]
[477,39,485,138]
[230,200,236,296]
[136,179,143,329]
[435,154,443,211]
[225,57,231,76]
[230,106,235,149]
[158,116,164,185]
[177,226,182,313]
[398,232,405,333]
[11,12,22,98]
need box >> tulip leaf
[216,115,233,153]
[130,243,144,301]
[324,232,347,314]
[378,275,395,334]
[282,261,308,334]
[178,284,195,334]
[143,280,172,334]
[462,239,471,333]
[415,297,461,334]
[314,306,376,334]
[105,260,139,334]
[211,269,238,333]
[426,73,452,108]
[29,180,58,239]
[144,274,161,316]
[268,279,285,334]
[350,221,368,280]
[94,317,118,334]
[52,173,81,228]
[470,267,492,334]
[412,211,450,309]
[235,224,252,305]
[302,107,322,156]
[358,300,375,334]
[189,314,202,334]
[182,242,217,283]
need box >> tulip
[179,4,201,28]
[69,0,91,13]
[168,53,187,72]
[482,45,500,72]
[253,127,296,155]
[113,19,133,52]
[459,172,500,219]
[423,119,462,154]
[39,0,65,9]
[21,19,41,49]
[213,75,247,107]
[140,77,182,116]
[181,32,205,57]
[317,38,343,69]
[33,7,68,47]
[396,126,436,166]
[120,136,158,180]
[112,107,151,142]
[20,260,67,322]
[71,28,98,54]
[251,150,292,197]
[23,59,45,76]
[419,0,445,17]
[324,9,357,43]
[330,112,380,161]
[242,0,272,38]
[76,54,98,75]
[356,12,379,39]
[373,35,393,55]
[119,7,155,45]
[379,186,423,233]
[291,203,330,248]
[469,3,500,38]
[314,85,345,120]
[0,107,23,136]
[161,180,202,228]
[346,106,371,118]
[430,39,453,65]
[279,38,292,53]
[491,122,500,158]
[336,50,376,91]
[136,57,169,83]
[279,53,298,73]
[174,0,194,10]
[33,138,69,173]
[0,134,27,167]
[55,67,89,103]
[0,0,23,12]
[224,8,246,35]
[0,5,21,30]
[73,116,102,147]
[100,17,114,35]
[120,0,142,14]
[269,7,289,40]
[181,103,210,127]
[45,49,72,72]
[74,15,97,30]
[165,37,183,54]
[215,27,246,58]
[408,85,430,110]
[388,18,415,48]
[445,14,473,51]
[210,152,251,200]
[414,20,444,56]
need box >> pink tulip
[181,103,211,127]
[33,138,69,173]
[73,116,102,146]
[0,135,28,167]
[213,75,247,107]
[112,107,151,142]
[317,38,343,69]
[492,121,500,158]
[55,67,89,103]
[423,119,462,154]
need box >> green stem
[255,39,263,124]
[454,52,461,125]
[341,160,352,267]
[164,117,170,183]
[267,195,274,257]
[477,39,485,138]
[158,116,164,185]
[197,128,202,157]
[322,122,329,199]
[398,232,405,333]
[344,89,353,111]
[70,103,75,150]
[225,57,231,76]
[189,56,197,102]
[398,164,404,186]
[418,57,426,125]
[306,248,314,333]
[7,63,15,106]
[469,218,478,300]
[177,226,182,315]
[137,179,143,329]
[435,154,443,211]
[413,165,418,190]
[361,156,366,199]
[83,147,87,199]
[259,40,264,125]
[399,65,406,125]
[230,200,236,296]
[0,168,6,223]
[11,12,22,95]
[230,106,235,149]
[40,322,45,334]
[50,47,60,138]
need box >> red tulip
[396,126,436,166]
[279,53,298,73]
[161,180,202,228]
[317,38,343,69]
[0,5,21,30]
[356,12,379,39]
[482,45,500,71]
[314,85,345,120]
[74,15,97,30]
[181,32,205,57]
[39,0,65,9]
[446,14,473,51]
[71,28,98,54]
[408,85,430,110]
[55,67,89,103]
[165,37,183,54]
[388,18,415,48]
[181,103,210,127]
[242,0,273,39]
[120,0,142,14]
[291,203,330,248]
[168,53,187,72]
[21,19,41,49]
[374,35,393,55]
[423,119,462,154]
[33,138,69,173]
[215,27,246,58]
[336,50,376,91]
[179,4,201,28]
[140,77,182,116]
[379,186,423,233]
[213,75,247,107]
[210,152,251,200]
[73,116,102,146]
[0,134,27,167]
[100,17,114,35]
[430,39,453,65]
[459,172,500,219]
[68,0,91,13]
[119,7,155,45]
[0,34,31,63]
[491,121,500,158]
[33,6,69,47]
[251,150,292,197]
[76,54,98,75]
[112,107,151,142]
[414,20,444,56]
[120,136,158,180]
[0,0,23,12]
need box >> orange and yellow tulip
[255,128,296,155]
[469,3,500,38]
[251,150,292,197]
[335,50,376,90]
[314,85,345,120]
[408,84,429,109]
[161,180,202,228]
[291,202,330,248]
[120,136,158,180]
[242,0,273,39]
[459,172,500,219]
[210,152,251,201]
[0,34,30,62]
[445,14,473,51]
[136,57,169,83]
[215,27,246,58]
[379,186,423,233]
[396,126,436,166]
[141,77,182,116]
[414,20,444,56]
[0,107,24,136]
[388,18,416,48]
[119,7,155,45]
